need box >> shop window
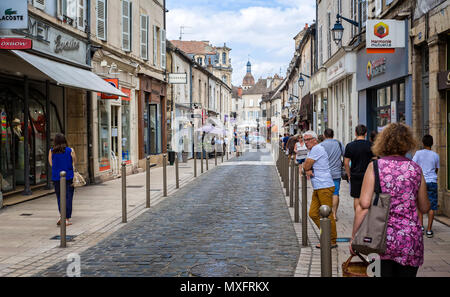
[399,82,405,101]
[121,89,131,164]
[98,96,110,171]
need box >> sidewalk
[0,152,234,277]
[280,165,450,277]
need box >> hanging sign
[366,20,405,49]
[101,78,119,99]
[169,73,187,84]
[0,0,28,29]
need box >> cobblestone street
[36,150,300,277]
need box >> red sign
[101,78,119,99]
[121,87,131,101]
[0,38,32,49]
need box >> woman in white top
[294,135,308,164]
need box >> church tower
[242,60,255,90]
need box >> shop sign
[366,20,405,49]
[169,73,187,84]
[438,71,450,91]
[0,0,27,29]
[366,57,386,80]
[0,37,32,49]
[101,79,120,99]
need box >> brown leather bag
[351,160,391,255]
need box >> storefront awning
[11,50,126,97]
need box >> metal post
[294,163,299,223]
[60,171,66,248]
[221,147,224,163]
[122,162,127,223]
[206,150,209,171]
[215,149,217,166]
[194,147,197,177]
[200,148,204,174]
[319,205,332,277]
[146,156,150,208]
[285,156,289,196]
[289,159,294,207]
[175,152,179,189]
[302,169,308,246]
[163,154,167,197]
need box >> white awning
[11,50,126,97]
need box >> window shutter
[153,25,157,66]
[122,0,131,51]
[140,15,148,60]
[375,0,382,16]
[161,29,166,69]
[33,0,46,10]
[77,0,86,30]
[97,0,107,40]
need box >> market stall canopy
[8,50,126,97]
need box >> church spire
[246,60,251,73]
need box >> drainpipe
[86,0,95,184]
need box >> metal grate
[50,235,77,242]
[126,185,143,188]
[20,213,33,216]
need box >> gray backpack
[351,160,391,255]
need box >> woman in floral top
[350,123,430,277]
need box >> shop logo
[374,22,389,39]
[366,58,386,81]
[1,8,24,21]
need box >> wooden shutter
[77,0,86,30]
[161,28,166,69]
[140,15,148,60]
[33,0,46,10]
[97,0,107,40]
[153,25,158,66]
[122,0,131,51]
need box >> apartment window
[122,0,131,51]
[386,0,394,5]
[222,75,227,83]
[58,0,86,30]
[222,52,227,64]
[375,0,382,16]
[351,0,358,38]
[249,99,254,107]
[161,29,166,69]
[33,0,46,10]
[361,0,368,27]
[196,57,203,65]
[96,0,107,40]
[140,15,149,60]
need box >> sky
[166,0,316,87]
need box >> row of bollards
[276,146,332,277]
[59,147,235,249]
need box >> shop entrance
[111,105,120,158]
[0,81,64,194]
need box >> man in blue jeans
[413,134,440,238]
[320,128,345,221]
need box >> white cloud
[166,1,315,86]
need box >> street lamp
[332,1,361,45]
[298,73,311,89]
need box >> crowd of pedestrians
[281,122,438,277]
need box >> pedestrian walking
[302,131,337,249]
[344,124,374,211]
[48,133,76,226]
[412,134,439,238]
[350,123,430,277]
[320,128,345,221]
[294,134,308,164]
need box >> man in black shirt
[344,124,374,211]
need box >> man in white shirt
[302,130,337,248]
[412,134,440,238]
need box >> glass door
[111,106,119,158]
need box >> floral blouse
[378,156,424,267]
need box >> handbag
[351,160,391,255]
[342,253,369,277]
[72,169,86,188]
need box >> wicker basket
[342,253,369,277]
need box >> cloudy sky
[166,0,316,86]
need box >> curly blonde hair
[372,123,418,157]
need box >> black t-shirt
[344,139,374,179]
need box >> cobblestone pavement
[36,149,300,277]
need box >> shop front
[299,94,313,132]
[138,74,167,167]
[357,45,411,137]
[0,15,124,202]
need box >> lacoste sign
[0,0,28,29]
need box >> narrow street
[37,150,300,277]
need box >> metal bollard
[201,149,204,173]
[289,159,294,207]
[122,162,127,223]
[206,150,209,171]
[146,156,150,208]
[215,150,217,166]
[194,148,197,177]
[163,154,167,197]
[60,171,67,248]
[221,149,224,163]
[302,169,308,246]
[175,152,179,189]
[281,153,285,183]
[319,205,332,277]
[284,156,290,196]
[294,163,299,223]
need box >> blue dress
[51,147,74,181]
